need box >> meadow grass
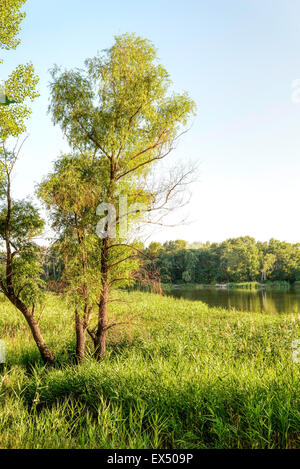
[0,291,299,449]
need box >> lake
[166,286,300,314]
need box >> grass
[265,281,291,290]
[227,282,261,290]
[0,291,300,449]
[162,281,294,291]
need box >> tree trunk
[94,279,109,360]
[12,296,55,365]
[94,236,110,361]
[75,310,88,363]
[74,277,91,362]
[24,311,55,365]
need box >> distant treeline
[41,236,300,288]
[142,237,300,284]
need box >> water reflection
[167,287,300,314]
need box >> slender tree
[46,34,195,360]
[0,0,54,364]
[260,252,276,282]
[0,145,54,364]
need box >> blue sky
[2,0,300,244]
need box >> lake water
[166,287,300,314]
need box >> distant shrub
[228,282,261,290]
[265,281,290,290]
[45,279,68,294]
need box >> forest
[142,237,300,285]
[43,236,300,288]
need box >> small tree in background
[260,253,276,282]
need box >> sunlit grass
[0,291,299,448]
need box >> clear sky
[2,0,300,244]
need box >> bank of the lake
[0,291,299,448]
[163,283,300,314]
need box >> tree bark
[23,308,55,365]
[75,298,91,363]
[6,293,55,365]
[93,161,115,361]
[75,311,87,363]
[94,279,109,360]
[94,236,110,360]
[73,216,92,362]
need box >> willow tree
[47,33,195,360]
[38,152,144,362]
[0,0,54,364]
